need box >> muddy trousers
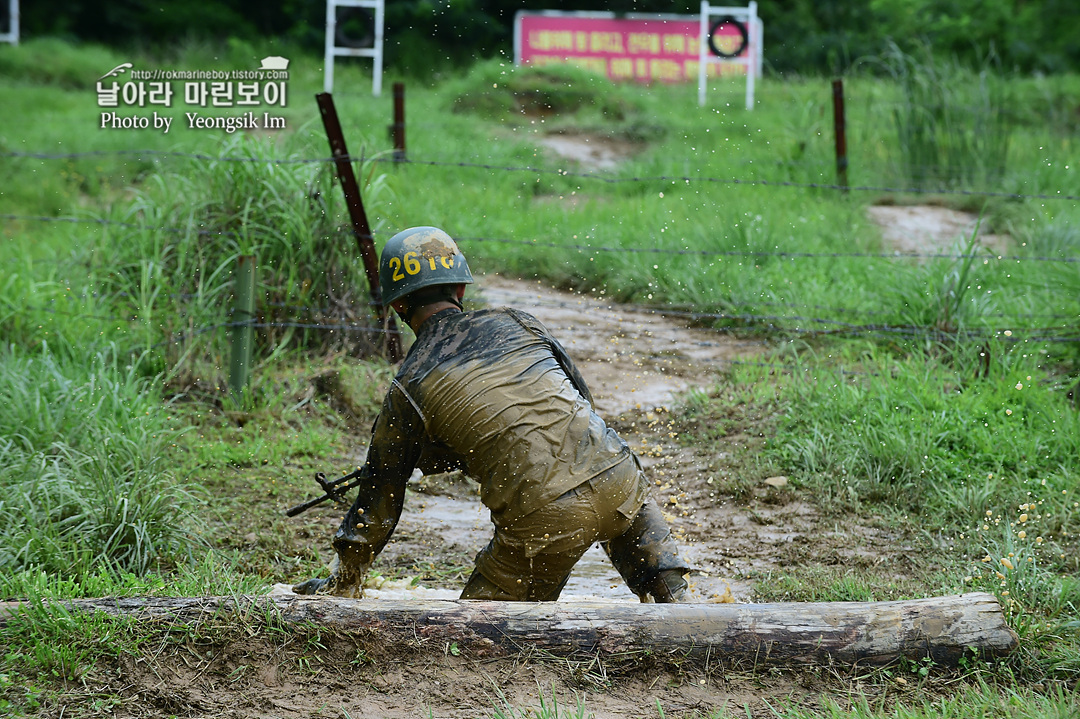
[461,458,689,601]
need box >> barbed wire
[249,319,883,378]
[21,287,1076,329]
[16,293,1077,343]
[5,213,1079,265]
[183,315,1080,345]
[189,317,886,379]
[230,315,1078,345]
[248,320,388,334]
[31,285,1079,322]
[13,297,1077,364]
[528,312,1077,344]
[144,322,234,350]
[4,148,1016,177]
[5,148,1079,203]
[455,232,1080,264]
[5,147,1026,194]
[623,298,1078,322]
[477,292,1079,332]
[0,213,244,239]
[406,152,1080,199]
[133,318,1080,395]
[298,317,1076,345]
[394,157,1080,203]
[0,149,334,165]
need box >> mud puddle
[398,493,657,601]
[868,204,1009,255]
[535,131,642,170]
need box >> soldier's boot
[637,569,688,603]
[602,500,692,602]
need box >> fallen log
[2,593,1016,667]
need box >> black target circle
[335,7,375,49]
[708,16,749,58]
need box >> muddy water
[399,492,640,602]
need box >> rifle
[286,468,366,517]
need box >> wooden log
[1,593,1017,667]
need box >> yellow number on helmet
[389,256,404,281]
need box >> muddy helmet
[379,226,474,305]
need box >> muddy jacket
[333,307,632,570]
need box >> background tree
[16,0,1080,74]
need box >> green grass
[770,347,1079,525]
[0,347,204,580]
[5,41,1078,361]
[765,682,1079,719]
[882,42,1013,190]
[489,684,593,719]
[1,37,1079,718]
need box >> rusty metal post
[391,82,406,162]
[315,91,403,362]
[832,79,849,192]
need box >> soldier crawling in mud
[294,226,690,602]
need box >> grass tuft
[0,346,203,580]
[883,42,1012,190]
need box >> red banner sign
[515,12,752,83]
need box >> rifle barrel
[285,470,366,517]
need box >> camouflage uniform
[328,306,689,601]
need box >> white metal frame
[0,0,19,45]
[697,1,760,110]
[324,0,384,96]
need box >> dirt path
[297,275,898,608]
[867,204,1009,255]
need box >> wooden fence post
[832,78,849,191]
[229,255,256,400]
[391,81,406,162]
